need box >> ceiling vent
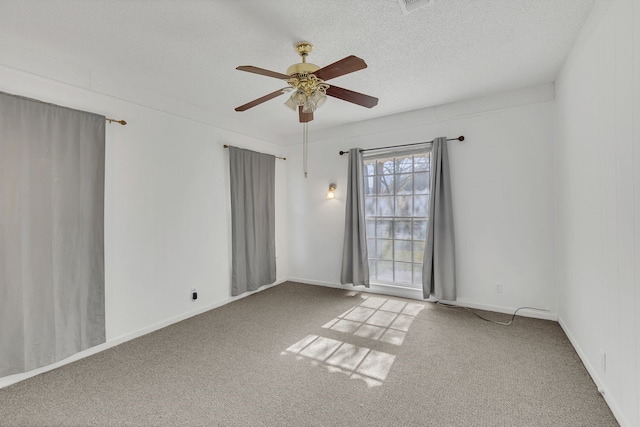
[398,0,431,14]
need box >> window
[363,146,431,288]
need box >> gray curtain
[229,146,276,296]
[422,137,456,300]
[340,148,369,287]
[0,91,106,377]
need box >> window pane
[377,158,394,175]
[412,264,423,286]
[366,219,375,238]
[367,238,376,258]
[394,262,412,284]
[364,162,376,177]
[413,241,425,263]
[413,220,427,240]
[378,174,394,195]
[393,219,412,239]
[414,155,429,172]
[394,241,412,262]
[368,260,376,278]
[395,173,412,195]
[376,219,393,238]
[378,196,394,216]
[377,261,393,282]
[377,239,393,260]
[395,156,413,174]
[395,196,412,217]
[414,172,429,194]
[365,197,376,216]
[364,176,376,195]
[414,195,429,217]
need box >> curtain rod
[106,117,127,125]
[1,91,128,125]
[223,145,286,160]
[338,135,464,155]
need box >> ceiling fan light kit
[235,41,378,177]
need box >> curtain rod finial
[106,118,126,125]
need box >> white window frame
[363,145,431,289]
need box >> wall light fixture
[327,183,337,199]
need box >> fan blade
[326,85,378,108]
[298,106,313,123]
[313,55,367,81]
[235,89,286,112]
[236,66,291,80]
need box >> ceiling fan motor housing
[287,43,327,98]
[286,62,320,76]
[287,41,319,76]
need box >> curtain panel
[228,146,276,296]
[422,137,456,300]
[0,92,106,377]
[340,148,369,287]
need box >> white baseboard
[445,299,557,321]
[289,277,557,321]
[0,279,287,389]
[557,316,629,427]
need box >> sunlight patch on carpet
[282,295,424,387]
[322,295,425,346]
[283,335,395,387]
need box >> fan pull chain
[303,122,308,178]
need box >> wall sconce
[327,183,337,199]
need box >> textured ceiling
[0,0,597,142]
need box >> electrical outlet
[600,350,606,373]
[494,283,503,293]
[191,288,198,301]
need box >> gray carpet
[0,282,618,426]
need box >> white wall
[554,0,640,425]
[0,65,289,387]
[286,85,557,320]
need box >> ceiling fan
[234,41,378,123]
